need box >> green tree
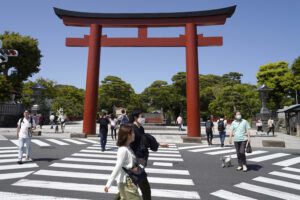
[256,61,294,109]
[0,75,13,102]
[291,56,300,102]
[209,84,260,120]
[98,76,135,113]
[0,32,42,100]
[51,85,85,119]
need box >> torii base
[181,136,202,143]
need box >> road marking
[72,153,183,161]
[80,150,181,157]
[153,162,173,167]
[253,176,300,190]
[63,139,86,145]
[0,154,18,158]
[0,149,19,154]
[0,146,18,150]
[78,139,99,144]
[0,191,89,200]
[50,163,189,175]
[63,157,116,164]
[0,171,34,180]
[211,189,257,200]
[235,182,300,200]
[178,145,208,150]
[151,150,180,154]
[269,171,300,181]
[273,156,300,167]
[205,149,236,155]
[0,163,38,171]
[10,139,21,146]
[31,139,51,147]
[283,167,300,173]
[0,158,18,163]
[13,179,200,199]
[225,150,268,158]
[46,139,69,146]
[34,169,194,185]
[189,147,229,152]
[248,153,290,162]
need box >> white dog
[220,155,232,168]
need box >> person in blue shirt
[229,111,251,172]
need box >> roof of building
[54,5,236,20]
[277,104,300,113]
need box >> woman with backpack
[104,124,142,200]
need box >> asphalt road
[0,135,299,200]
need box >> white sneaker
[243,165,248,172]
[236,166,242,171]
[25,157,32,162]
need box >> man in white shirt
[16,110,36,164]
[267,117,275,136]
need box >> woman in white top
[104,124,141,200]
[110,115,118,140]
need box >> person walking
[217,115,227,147]
[118,109,129,125]
[205,117,214,145]
[267,117,275,136]
[176,114,183,131]
[104,124,142,200]
[16,110,36,164]
[256,118,263,134]
[229,111,251,172]
[98,112,110,152]
[49,113,55,129]
[110,114,118,140]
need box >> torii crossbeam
[54,6,236,139]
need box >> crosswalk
[177,145,300,199]
[0,146,38,180]
[9,138,101,147]
[4,141,201,200]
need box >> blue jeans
[219,131,226,146]
[18,137,31,160]
[100,130,107,151]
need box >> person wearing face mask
[127,109,168,200]
[229,111,251,172]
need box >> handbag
[122,163,147,186]
[246,141,252,153]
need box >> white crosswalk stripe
[0,163,38,171]
[0,191,89,200]
[269,171,300,181]
[0,149,19,154]
[248,153,290,162]
[225,150,268,159]
[283,167,300,173]
[9,145,200,199]
[253,176,300,190]
[235,182,300,200]
[178,145,208,150]
[190,146,230,152]
[211,189,257,200]
[46,139,69,145]
[78,138,99,144]
[0,171,34,180]
[273,156,300,167]
[205,149,236,155]
[63,139,87,145]
[0,147,18,150]
[31,139,51,147]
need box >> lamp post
[258,84,273,114]
[31,83,45,114]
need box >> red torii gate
[54,6,236,138]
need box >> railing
[0,103,24,115]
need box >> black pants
[206,131,213,144]
[114,177,151,200]
[100,130,108,151]
[267,126,274,135]
[234,141,247,166]
[111,126,117,139]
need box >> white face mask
[236,115,242,120]
[137,117,145,126]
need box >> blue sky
[1,0,300,93]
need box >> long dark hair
[117,124,133,147]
